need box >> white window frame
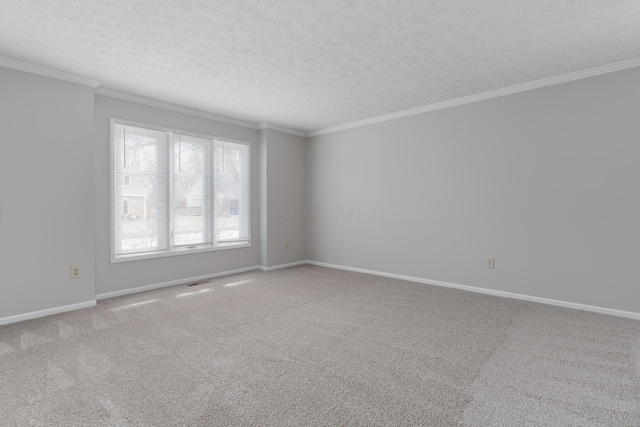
[110,118,251,263]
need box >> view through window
[112,120,249,261]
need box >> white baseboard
[96,262,307,301]
[259,260,308,272]
[306,260,640,321]
[0,300,97,326]
[95,265,263,300]
[5,261,637,326]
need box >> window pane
[172,134,212,246]
[114,124,166,255]
[215,141,249,242]
[113,119,250,261]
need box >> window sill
[110,242,251,264]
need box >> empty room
[1,1,639,425]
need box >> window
[111,119,250,262]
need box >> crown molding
[95,87,261,130]
[258,122,307,138]
[307,56,640,137]
[0,56,102,88]
[5,53,639,139]
[96,89,307,137]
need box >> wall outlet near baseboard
[486,258,495,269]
[70,266,81,279]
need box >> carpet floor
[1,265,639,426]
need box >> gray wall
[94,95,261,295]
[259,129,268,266]
[3,62,638,320]
[0,67,96,318]
[306,67,640,313]
[260,129,306,267]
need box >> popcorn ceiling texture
[1,1,640,132]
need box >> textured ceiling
[1,1,640,132]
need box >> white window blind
[114,123,167,256]
[112,119,250,261]
[215,140,249,243]
[172,134,213,247]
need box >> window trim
[109,117,251,264]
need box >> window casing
[111,118,250,262]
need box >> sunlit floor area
[1,265,639,426]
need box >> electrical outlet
[71,266,81,279]
[486,258,495,269]
[285,242,289,250]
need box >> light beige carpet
[1,265,639,426]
